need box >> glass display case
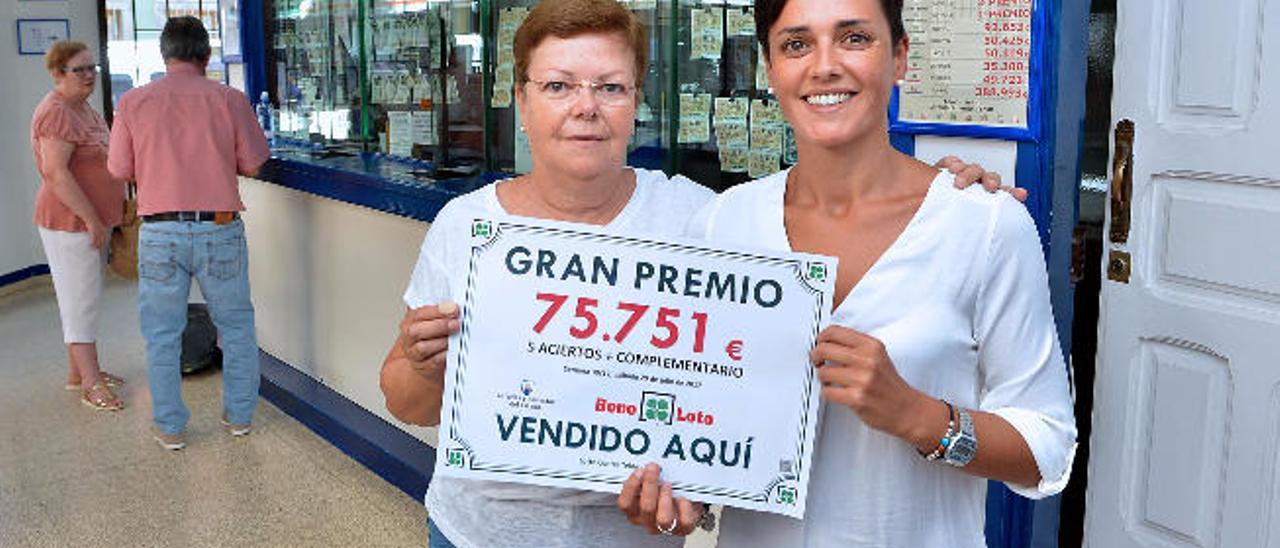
[261,0,785,189]
[271,0,362,148]
[268,0,483,171]
[479,0,780,189]
[366,0,485,170]
[668,0,794,191]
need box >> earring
[896,79,906,87]
[519,125,526,132]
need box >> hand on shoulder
[936,156,1028,202]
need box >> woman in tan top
[32,40,127,411]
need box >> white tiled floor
[0,277,427,547]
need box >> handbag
[108,184,139,280]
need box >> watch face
[947,435,977,465]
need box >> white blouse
[692,169,1077,548]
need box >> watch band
[943,407,978,467]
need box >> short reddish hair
[514,0,649,87]
[45,40,88,73]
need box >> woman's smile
[802,90,858,109]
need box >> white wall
[240,178,438,445]
[0,1,103,277]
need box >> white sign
[899,0,1033,128]
[436,217,836,517]
[17,19,69,56]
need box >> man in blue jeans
[108,16,269,450]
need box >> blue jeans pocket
[207,236,243,280]
[139,242,176,282]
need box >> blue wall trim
[889,133,915,156]
[258,350,434,500]
[0,265,51,288]
[887,0,1049,142]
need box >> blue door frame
[236,1,1093,546]
[239,0,268,103]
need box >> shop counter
[239,147,497,500]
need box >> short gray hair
[160,16,211,62]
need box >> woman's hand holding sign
[618,463,709,537]
[380,302,460,427]
[399,302,460,380]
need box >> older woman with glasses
[379,0,1002,546]
[383,4,708,545]
[31,40,127,411]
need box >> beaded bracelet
[919,400,956,461]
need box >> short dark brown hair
[514,0,649,88]
[754,0,906,57]
[45,40,88,73]
[160,15,211,62]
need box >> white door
[1085,0,1280,546]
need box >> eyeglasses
[61,64,100,76]
[526,79,636,106]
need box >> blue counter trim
[258,350,434,500]
[257,156,498,223]
[257,145,678,223]
[0,265,51,288]
[627,146,668,171]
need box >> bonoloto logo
[640,392,676,425]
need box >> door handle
[1110,120,1135,244]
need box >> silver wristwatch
[943,408,977,467]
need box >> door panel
[1085,0,1280,546]
[1127,340,1230,546]
[1155,175,1280,303]
[1158,0,1263,129]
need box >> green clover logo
[646,398,670,421]
[806,263,827,282]
[640,392,675,425]
[778,486,797,505]
[471,220,492,239]
[446,448,464,467]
